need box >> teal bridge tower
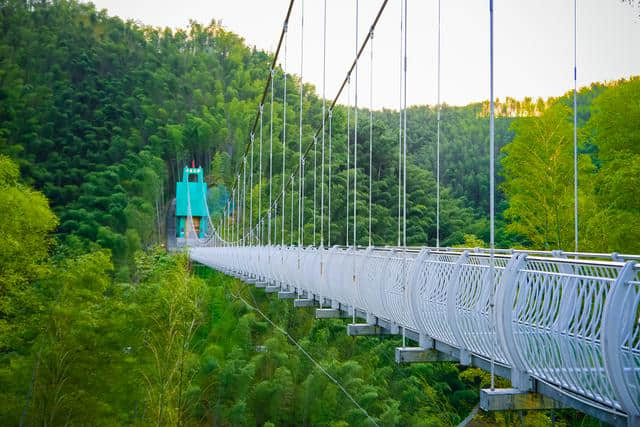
[175,164,208,239]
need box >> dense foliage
[1,0,639,425]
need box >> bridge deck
[190,244,640,426]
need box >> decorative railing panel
[189,245,640,419]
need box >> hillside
[1,1,639,425]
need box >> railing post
[495,253,531,390]
[446,251,471,364]
[406,248,431,338]
[602,261,639,419]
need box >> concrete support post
[293,298,316,308]
[315,308,350,319]
[480,388,565,411]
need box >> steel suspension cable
[436,0,441,249]
[313,137,317,246]
[302,158,306,245]
[232,0,294,177]
[282,25,288,247]
[402,0,407,250]
[256,0,389,241]
[259,105,263,245]
[234,180,238,244]
[401,1,408,349]
[353,0,359,248]
[269,69,275,246]
[397,0,403,247]
[489,0,496,391]
[298,0,305,249]
[328,109,333,247]
[250,135,254,244]
[243,156,247,245]
[573,0,579,255]
[320,0,327,248]
[274,201,278,245]
[346,77,351,246]
[368,27,374,247]
[291,174,295,245]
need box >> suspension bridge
[175,1,640,425]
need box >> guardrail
[190,245,640,421]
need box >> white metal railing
[190,244,640,419]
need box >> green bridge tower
[175,164,208,239]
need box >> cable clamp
[283,21,288,32]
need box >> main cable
[489,0,496,391]
[253,0,390,237]
[231,0,295,182]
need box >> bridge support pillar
[293,298,316,308]
[264,285,280,293]
[277,291,297,299]
[395,347,457,363]
[315,308,350,319]
[480,388,565,412]
[347,323,393,336]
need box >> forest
[1,0,639,425]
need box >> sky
[85,0,640,109]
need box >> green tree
[0,155,57,350]
[501,104,594,250]
[585,78,640,253]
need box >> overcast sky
[85,0,640,108]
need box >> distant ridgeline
[175,165,209,239]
